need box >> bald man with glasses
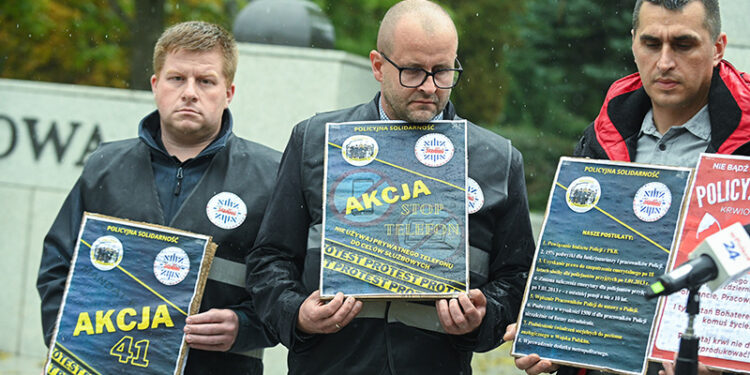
[246,1,535,374]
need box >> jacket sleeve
[574,121,600,158]
[37,179,85,346]
[227,305,278,352]
[452,148,535,352]
[246,123,311,349]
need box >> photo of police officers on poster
[321,120,468,298]
[44,213,216,375]
[512,158,692,375]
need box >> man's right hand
[503,323,560,375]
[296,290,363,334]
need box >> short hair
[153,21,238,85]
[377,0,457,55]
[633,0,721,40]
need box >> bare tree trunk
[129,0,165,90]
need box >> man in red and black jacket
[574,58,750,165]
[506,1,750,375]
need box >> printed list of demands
[519,234,665,359]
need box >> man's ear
[370,50,384,83]
[225,83,236,106]
[713,32,728,67]
[150,74,158,93]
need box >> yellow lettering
[345,198,365,215]
[361,190,382,209]
[151,304,174,329]
[137,306,150,330]
[47,364,62,375]
[73,312,94,336]
[381,186,399,204]
[400,183,411,200]
[117,308,137,332]
[347,180,431,215]
[412,180,431,198]
[96,309,116,334]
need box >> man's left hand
[184,308,239,351]
[436,289,486,335]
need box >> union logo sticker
[206,192,247,229]
[341,135,378,166]
[153,247,190,286]
[566,176,601,213]
[89,235,123,271]
[415,133,454,167]
[633,182,672,222]
[466,177,484,214]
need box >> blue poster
[44,213,216,375]
[512,158,692,375]
[321,120,468,298]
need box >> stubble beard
[384,92,443,123]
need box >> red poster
[650,154,750,372]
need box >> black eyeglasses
[379,51,463,89]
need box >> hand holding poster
[321,120,468,299]
[512,158,692,375]
[44,213,216,375]
[650,154,750,373]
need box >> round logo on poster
[633,182,672,222]
[154,247,190,286]
[415,133,455,167]
[566,177,601,213]
[341,135,379,166]
[90,236,124,271]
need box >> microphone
[646,222,750,299]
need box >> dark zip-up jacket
[37,109,280,374]
[247,94,535,375]
[560,60,750,375]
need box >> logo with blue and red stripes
[206,192,247,229]
[466,177,484,214]
[415,133,455,167]
[154,247,190,285]
[633,182,672,222]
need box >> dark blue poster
[321,120,468,298]
[512,158,692,374]
[44,213,216,375]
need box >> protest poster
[650,153,750,373]
[512,157,692,375]
[321,120,468,299]
[44,213,217,375]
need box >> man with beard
[246,0,536,374]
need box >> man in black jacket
[505,1,750,375]
[247,0,535,374]
[37,21,279,374]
